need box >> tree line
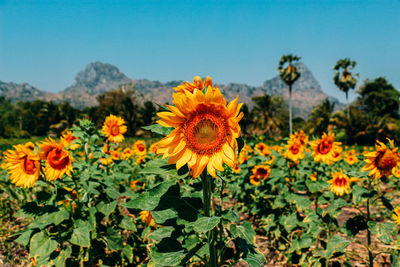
[0,61,399,145]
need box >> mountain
[0,62,343,118]
[0,81,55,102]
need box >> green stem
[366,180,373,267]
[201,173,217,267]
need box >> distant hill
[0,61,344,118]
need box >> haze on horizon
[0,0,399,102]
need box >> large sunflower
[2,144,41,188]
[327,169,359,196]
[39,138,73,181]
[156,83,243,178]
[310,133,342,165]
[361,139,400,179]
[174,76,213,94]
[102,114,127,143]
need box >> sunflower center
[48,148,69,170]
[111,125,120,136]
[334,176,348,187]
[256,168,268,175]
[317,140,332,154]
[376,150,399,170]
[185,112,227,154]
[290,145,300,154]
[137,145,145,152]
[23,157,36,174]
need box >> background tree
[251,95,288,138]
[94,83,141,136]
[278,54,301,135]
[357,77,400,118]
[333,58,357,118]
[306,98,335,137]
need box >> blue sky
[1,0,399,102]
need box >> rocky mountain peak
[64,62,132,95]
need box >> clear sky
[1,0,399,102]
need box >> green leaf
[120,216,137,231]
[142,124,173,136]
[193,216,220,233]
[150,250,185,266]
[325,235,350,257]
[369,221,396,244]
[148,226,175,241]
[279,213,300,232]
[152,209,178,224]
[125,181,175,210]
[70,227,91,247]
[230,221,256,244]
[352,185,370,205]
[15,229,34,246]
[122,245,133,263]
[306,179,328,193]
[107,228,123,251]
[241,251,266,267]
[97,201,117,218]
[139,158,189,179]
[30,232,58,258]
[52,247,71,267]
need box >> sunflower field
[2,76,400,267]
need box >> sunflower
[289,130,308,147]
[25,142,35,151]
[100,157,113,166]
[2,144,41,188]
[264,155,274,165]
[149,143,159,154]
[239,151,250,164]
[310,173,317,181]
[39,138,73,181]
[283,141,304,163]
[174,76,213,94]
[140,211,156,227]
[133,140,147,156]
[362,139,400,179]
[331,148,343,163]
[249,165,271,186]
[393,167,400,178]
[327,169,359,196]
[310,133,342,165]
[156,82,243,178]
[110,150,120,161]
[61,130,80,150]
[102,114,127,143]
[232,161,241,174]
[255,142,271,157]
[135,155,147,165]
[345,154,359,165]
[121,147,134,160]
[392,207,400,226]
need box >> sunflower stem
[366,179,373,267]
[201,172,217,267]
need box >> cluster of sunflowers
[1,135,74,188]
[2,75,400,266]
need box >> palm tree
[278,54,301,135]
[251,95,288,137]
[306,98,335,137]
[333,58,357,119]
